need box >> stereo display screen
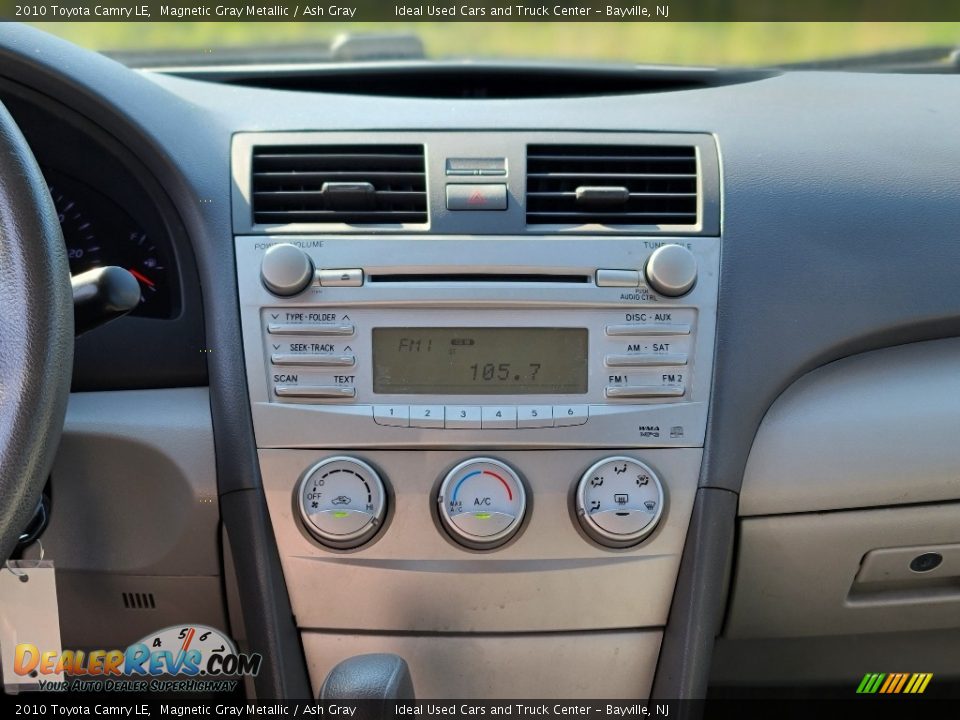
[373,327,588,395]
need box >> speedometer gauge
[45,168,174,319]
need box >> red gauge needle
[127,268,155,288]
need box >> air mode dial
[576,456,664,547]
[438,458,526,550]
[298,456,387,549]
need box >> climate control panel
[293,454,664,551]
[262,448,698,635]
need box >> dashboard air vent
[526,144,698,228]
[251,145,427,225]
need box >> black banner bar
[5,0,960,22]
[4,697,960,719]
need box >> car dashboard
[3,23,960,701]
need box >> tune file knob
[644,244,697,297]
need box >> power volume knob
[261,243,314,297]
[644,244,697,297]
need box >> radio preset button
[481,406,518,430]
[596,269,641,287]
[605,353,688,368]
[445,406,482,429]
[373,405,410,427]
[554,405,589,427]
[275,385,356,399]
[268,322,355,336]
[318,268,363,287]
[605,323,691,337]
[605,385,685,399]
[271,353,356,367]
[517,405,554,429]
[410,405,445,428]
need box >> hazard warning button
[446,184,508,211]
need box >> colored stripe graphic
[856,672,932,694]
[893,673,909,693]
[857,673,885,694]
[879,674,896,694]
[452,470,513,501]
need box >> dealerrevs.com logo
[13,625,261,693]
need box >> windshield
[30,21,960,67]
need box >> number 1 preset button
[373,405,410,427]
[410,405,445,428]
[444,406,482,429]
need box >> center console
[232,131,720,698]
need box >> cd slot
[368,273,590,284]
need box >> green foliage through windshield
[31,22,960,66]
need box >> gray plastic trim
[23,389,219,575]
[727,502,960,639]
[302,630,662,699]
[741,338,960,516]
[652,487,736,700]
[18,389,227,653]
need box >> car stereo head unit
[236,235,719,450]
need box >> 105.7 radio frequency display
[372,327,588,395]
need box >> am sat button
[446,184,508,211]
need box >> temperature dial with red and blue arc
[438,458,527,550]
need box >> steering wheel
[0,100,73,560]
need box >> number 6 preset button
[444,406,482,429]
